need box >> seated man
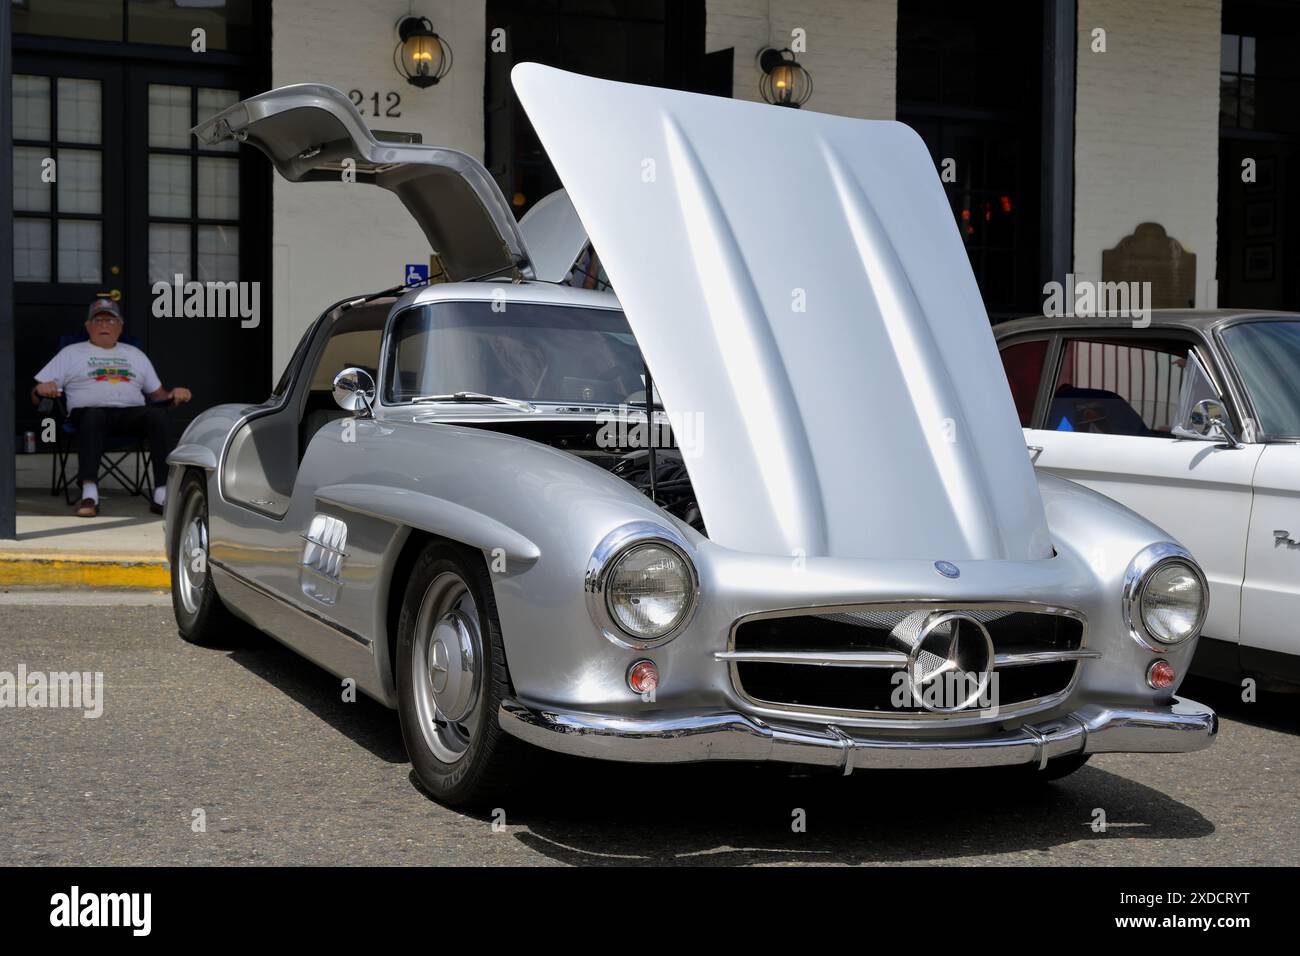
[31,298,192,518]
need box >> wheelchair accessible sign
[405,263,429,287]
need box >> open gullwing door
[192,83,531,282]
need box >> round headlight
[586,523,699,648]
[606,543,693,640]
[1139,561,1204,645]
[1123,544,1208,650]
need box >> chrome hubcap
[176,496,208,618]
[412,572,483,763]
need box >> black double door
[11,54,270,436]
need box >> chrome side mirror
[1185,398,1240,447]
[333,367,376,418]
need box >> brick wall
[269,0,486,374]
[1073,0,1222,307]
[706,0,896,119]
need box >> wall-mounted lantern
[757,47,813,108]
[394,15,453,89]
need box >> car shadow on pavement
[1179,675,1300,737]
[218,629,409,764]
[488,757,1213,866]
[211,625,1215,863]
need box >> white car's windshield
[385,300,648,407]
[1221,320,1300,439]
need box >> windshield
[1220,320,1300,439]
[384,300,647,407]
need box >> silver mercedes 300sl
[166,65,1216,806]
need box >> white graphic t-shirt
[35,342,162,412]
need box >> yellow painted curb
[0,553,169,589]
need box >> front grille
[723,604,1091,719]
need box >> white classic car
[165,67,1217,808]
[996,311,1300,689]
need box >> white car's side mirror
[333,367,376,418]
[1177,398,1241,448]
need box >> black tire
[170,470,238,645]
[395,541,529,808]
[1013,752,1092,782]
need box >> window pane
[127,0,255,52]
[1221,322,1300,438]
[1221,34,1239,73]
[197,88,239,152]
[149,223,191,284]
[1050,339,1187,436]
[1220,74,1239,128]
[198,157,239,219]
[1241,35,1256,75]
[14,218,52,282]
[998,339,1048,426]
[149,154,191,217]
[57,219,102,283]
[13,1,124,42]
[148,84,191,149]
[56,78,102,145]
[12,75,51,141]
[56,149,102,214]
[13,147,52,213]
[198,225,239,281]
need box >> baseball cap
[87,298,122,322]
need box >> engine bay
[459,417,706,534]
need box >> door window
[1047,338,1194,437]
[11,74,104,283]
[997,338,1049,426]
[1170,351,1224,436]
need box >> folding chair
[41,332,166,505]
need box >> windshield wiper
[409,391,537,412]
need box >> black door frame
[8,25,272,438]
[1,0,14,537]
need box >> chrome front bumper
[498,697,1217,774]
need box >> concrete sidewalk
[0,488,169,589]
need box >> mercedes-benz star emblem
[934,560,960,578]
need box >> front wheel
[1010,752,1092,782]
[395,541,529,808]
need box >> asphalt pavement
[1,593,1296,866]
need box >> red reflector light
[628,660,659,695]
[1147,659,1176,689]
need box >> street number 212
[348,90,402,118]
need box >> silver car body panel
[513,64,1051,562]
[163,78,1216,768]
[191,83,531,282]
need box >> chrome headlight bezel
[1122,542,1208,651]
[585,521,700,649]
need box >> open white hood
[513,64,1052,561]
